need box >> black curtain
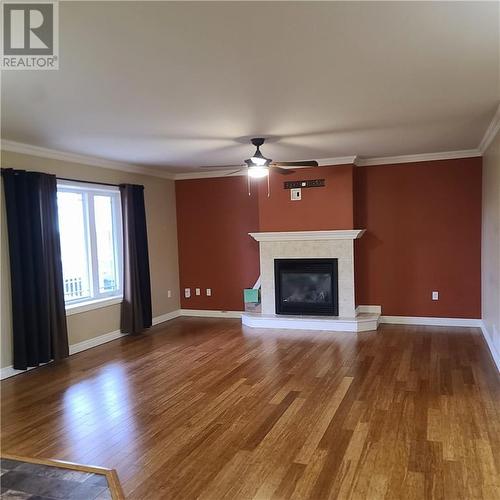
[119,184,152,334]
[2,169,69,370]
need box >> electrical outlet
[184,288,191,298]
[206,288,212,296]
[432,291,439,301]
[195,288,201,296]
[167,290,172,298]
[291,188,301,201]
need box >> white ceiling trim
[354,149,481,167]
[175,149,482,179]
[174,168,247,180]
[1,140,175,180]
[0,139,485,181]
[173,155,359,180]
[316,156,357,167]
[479,103,500,154]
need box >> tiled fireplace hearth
[241,230,380,332]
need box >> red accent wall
[354,158,482,318]
[176,176,260,311]
[176,158,482,318]
[258,165,354,231]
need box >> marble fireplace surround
[242,229,379,332]
[250,230,365,318]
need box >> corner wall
[1,150,180,369]
[354,158,482,318]
[482,129,500,365]
[175,176,260,311]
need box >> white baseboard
[180,308,482,329]
[152,309,182,325]
[179,309,243,318]
[356,305,382,315]
[69,329,126,355]
[1,309,182,380]
[0,363,52,380]
[481,321,500,372]
[380,315,482,327]
[355,306,480,328]
[70,309,184,354]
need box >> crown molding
[479,103,500,154]
[1,139,484,182]
[315,156,357,166]
[354,149,481,167]
[1,140,175,180]
[173,168,247,180]
[175,149,481,179]
[173,155,358,180]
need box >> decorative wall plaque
[284,179,325,189]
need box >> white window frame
[57,180,123,313]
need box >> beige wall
[1,150,180,368]
[482,129,500,365]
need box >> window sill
[65,296,123,316]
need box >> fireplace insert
[274,258,338,316]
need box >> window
[57,181,123,308]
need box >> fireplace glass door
[274,259,338,316]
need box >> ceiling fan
[202,138,319,178]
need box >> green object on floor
[244,288,259,303]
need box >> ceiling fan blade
[272,160,319,167]
[224,169,245,176]
[272,166,296,175]
[199,164,245,169]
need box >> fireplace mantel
[249,229,365,242]
[243,227,378,331]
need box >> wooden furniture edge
[1,452,125,499]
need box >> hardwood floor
[1,318,499,499]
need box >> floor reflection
[62,363,138,464]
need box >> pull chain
[246,174,270,197]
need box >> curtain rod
[1,169,121,188]
[57,177,120,187]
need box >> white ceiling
[2,1,499,173]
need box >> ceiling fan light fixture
[250,155,268,166]
[247,165,269,178]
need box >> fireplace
[274,258,338,316]
[242,230,377,331]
